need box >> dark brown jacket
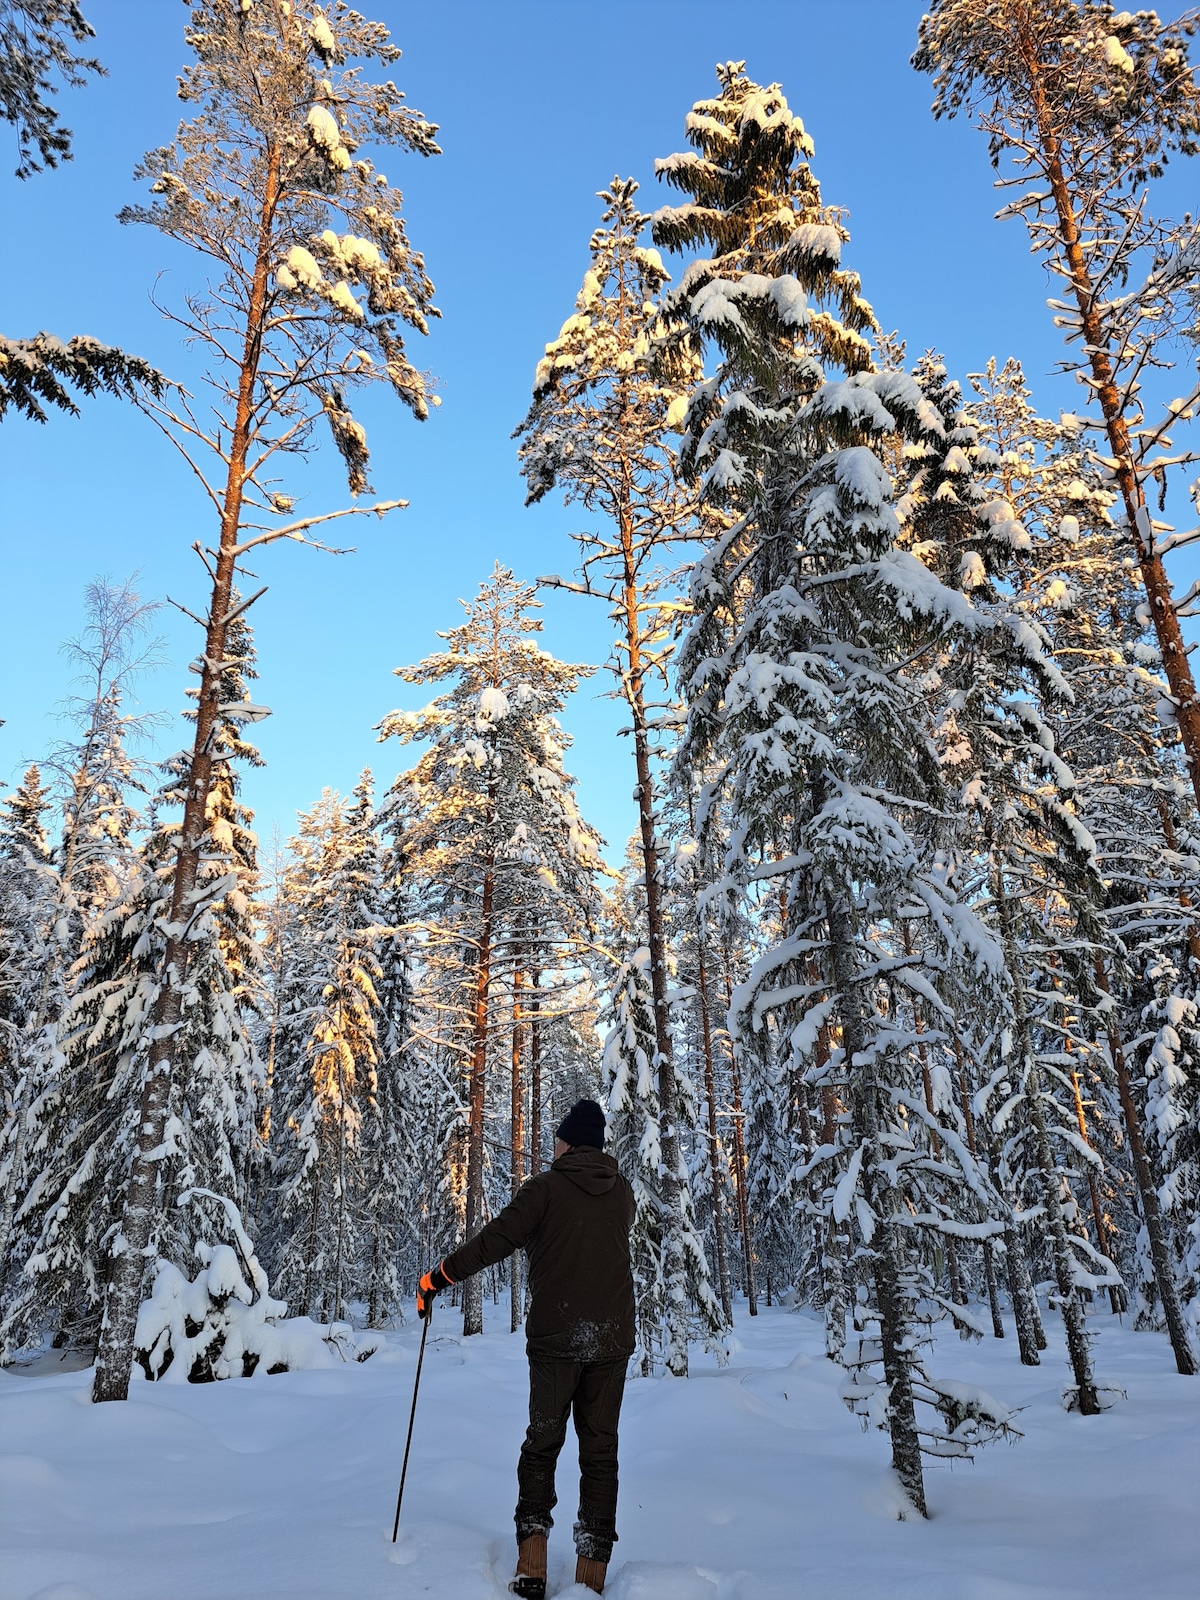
[442,1148,636,1361]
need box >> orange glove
[417,1261,454,1319]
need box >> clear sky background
[2,0,1197,863]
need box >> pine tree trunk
[950,1035,1006,1340]
[991,1136,1043,1362]
[993,863,1100,1410]
[333,1039,348,1325]
[1026,1081,1101,1410]
[462,866,494,1339]
[529,972,542,1177]
[1029,1240,1049,1350]
[982,1239,1004,1340]
[616,488,690,1375]
[1069,1065,1125,1316]
[821,1214,848,1362]
[302,1150,324,1319]
[1093,959,1196,1373]
[720,960,757,1314]
[825,884,927,1517]
[511,962,525,1334]
[369,1229,382,1327]
[811,967,846,1357]
[91,142,284,1404]
[0,1042,32,1281]
[905,950,967,1314]
[1020,37,1200,812]
[695,933,733,1324]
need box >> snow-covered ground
[1,1301,1197,1600]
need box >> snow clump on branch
[306,103,352,172]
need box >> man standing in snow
[418,1098,635,1598]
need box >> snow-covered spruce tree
[0,767,63,1306]
[669,809,735,1323]
[359,778,422,1325]
[914,1,1200,810]
[704,428,1019,1516]
[517,177,719,1374]
[884,355,1035,1347]
[646,59,835,1326]
[2,657,266,1360]
[657,63,1024,1515]
[266,778,382,1322]
[894,350,1133,1394]
[930,520,1121,1407]
[698,841,764,1317]
[3,842,253,1359]
[0,767,52,863]
[1,578,164,1319]
[379,566,604,1336]
[91,0,439,1402]
[891,354,1077,1337]
[962,357,1199,1370]
[602,949,665,1371]
[197,609,266,1016]
[372,770,466,1291]
[983,823,1125,1412]
[256,805,327,1267]
[598,839,726,1361]
[652,59,880,1336]
[205,630,270,1213]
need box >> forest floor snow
[1,1300,1197,1600]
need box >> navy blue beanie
[555,1098,606,1150]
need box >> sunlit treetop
[913,0,1200,186]
[120,0,440,497]
[653,60,876,366]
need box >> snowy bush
[134,1190,382,1383]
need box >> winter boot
[509,1532,547,1600]
[575,1556,607,1594]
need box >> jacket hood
[553,1147,619,1195]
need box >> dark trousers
[515,1355,627,1563]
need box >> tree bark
[333,1029,348,1323]
[1069,1064,1125,1315]
[721,960,757,1315]
[993,863,1100,1412]
[1002,1211,1043,1366]
[529,971,542,1177]
[92,142,284,1403]
[511,960,525,1334]
[694,928,733,1324]
[825,883,926,1518]
[950,1035,1005,1339]
[617,497,689,1372]
[0,1042,32,1283]
[608,253,699,1373]
[819,1083,848,1360]
[462,866,494,1339]
[901,926,967,1312]
[302,1149,324,1320]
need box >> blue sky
[2,0,1196,861]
